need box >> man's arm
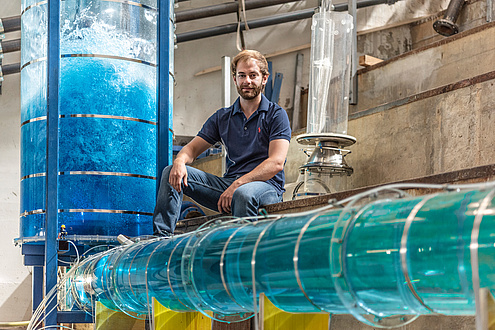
[217,138,290,213]
[170,136,212,192]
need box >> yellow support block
[153,298,212,330]
[260,293,330,330]
[95,301,145,330]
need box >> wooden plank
[195,43,311,77]
[359,54,383,67]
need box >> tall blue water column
[20,0,172,239]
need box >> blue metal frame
[23,242,91,322]
[46,0,60,327]
[35,0,175,325]
[156,0,174,192]
[33,266,43,315]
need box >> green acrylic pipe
[68,184,495,327]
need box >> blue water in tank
[19,0,158,239]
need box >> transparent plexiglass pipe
[69,184,495,328]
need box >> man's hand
[217,182,239,213]
[169,161,188,192]
[168,136,212,193]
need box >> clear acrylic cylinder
[307,11,353,135]
[20,0,158,239]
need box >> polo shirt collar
[232,94,270,115]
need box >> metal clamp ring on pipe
[399,193,439,314]
[219,223,251,305]
[144,238,170,318]
[470,187,495,330]
[251,219,281,329]
[166,236,193,311]
[185,223,253,322]
[330,188,418,327]
[247,215,284,321]
[21,1,47,16]
[21,54,157,71]
[293,207,334,311]
[127,242,150,315]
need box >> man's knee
[158,165,173,187]
[162,165,173,176]
[232,185,259,211]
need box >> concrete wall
[0,0,33,323]
[172,0,453,137]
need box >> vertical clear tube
[306,11,353,135]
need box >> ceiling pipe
[1,16,21,33]
[1,63,20,75]
[1,39,21,53]
[176,0,303,23]
[178,8,314,43]
[433,0,465,36]
[176,0,392,43]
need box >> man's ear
[262,74,269,86]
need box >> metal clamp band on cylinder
[181,229,217,320]
[330,190,419,328]
[399,193,439,314]
[293,208,332,311]
[470,187,495,330]
[183,221,254,323]
[330,201,372,317]
[166,236,195,311]
[251,219,278,328]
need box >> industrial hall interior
[0,0,494,329]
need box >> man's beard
[236,83,263,100]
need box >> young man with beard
[153,50,291,236]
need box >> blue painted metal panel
[271,72,284,104]
[46,1,60,326]
[57,311,94,323]
[156,0,174,194]
[265,61,273,99]
[33,267,43,314]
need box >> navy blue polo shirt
[197,94,291,194]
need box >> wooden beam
[359,54,383,67]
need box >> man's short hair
[231,50,270,78]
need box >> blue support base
[23,242,94,323]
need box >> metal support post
[292,52,303,131]
[488,0,494,22]
[221,56,231,175]
[32,266,43,314]
[348,0,358,105]
[157,0,175,192]
[45,0,61,327]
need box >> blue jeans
[153,165,282,234]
